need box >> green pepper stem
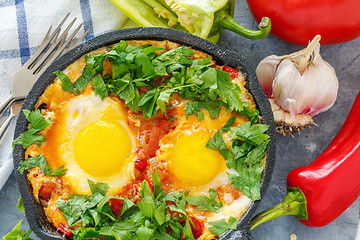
[212,9,271,39]
[250,187,308,230]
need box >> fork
[0,101,23,144]
[0,13,89,142]
[0,13,89,118]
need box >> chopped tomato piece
[58,223,73,237]
[109,198,124,216]
[135,154,147,172]
[38,181,52,202]
[135,111,175,172]
[211,61,217,68]
[223,66,239,79]
[190,216,204,239]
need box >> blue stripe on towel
[80,0,94,40]
[0,0,15,7]
[0,47,38,60]
[14,0,30,65]
[0,49,20,59]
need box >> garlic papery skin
[256,35,339,134]
[255,55,283,98]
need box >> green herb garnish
[17,154,67,177]
[3,220,33,240]
[55,41,258,121]
[185,188,223,213]
[208,216,238,236]
[206,117,269,201]
[56,170,199,240]
[16,197,25,212]
[13,109,52,149]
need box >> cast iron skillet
[13,27,276,240]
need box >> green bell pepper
[109,0,271,43]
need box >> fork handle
[0,113,15,145]
[0,95,14,118]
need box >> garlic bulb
[256,35,339,134]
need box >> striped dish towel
[0,0,129,189]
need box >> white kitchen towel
[0,0,128,189]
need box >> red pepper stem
[214,9,271,39]
[250,187,308,230]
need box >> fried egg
[51,93,136,195]
[157,104,248,196]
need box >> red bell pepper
[250,91,360,229]
[245,0,360,45]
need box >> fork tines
[27,13,89,76]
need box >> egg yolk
[74,120,132,177]
[168,130,226,188]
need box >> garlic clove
[256,35,338,136]
[286,98,297,119]
[256,55,283,98]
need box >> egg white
[57,93,136,195]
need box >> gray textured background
[1,0,360,239]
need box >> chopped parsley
[208,216,238,236]
[16,197,25,212]
[3,220,33,240]
[206,117,269,201]
[13,109,66,177]
[13,109,52,149]
[185,188,223,212]
[54,170,254,238]
[55,40,259,122]
[56,171,197,240]
[17,154,67,177]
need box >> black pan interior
[13,27,276,240]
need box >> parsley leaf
[136,224,155,240]
[153,46,193,75]
[57,194,89,226]
[54,71,79,94]
[206,117,269,201]
[216,69,243,112]
[3,220,33,240]
[183,218,196,240]
[16,197,24,212]
[184,101,205,121]
[206,116,236,159]
[17,154,67,177]
[138,181,155,218]
[13,109,52,149]
[73,55,100,92]
[13,129,47,149]
[227,165,263,201]
[99,221,140,240]
[22,109,52,131]
[88,179,109,196]
[230,122,269,146]
[185,188,223,212]
[208,216,237,236]
[91,74,108,100]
